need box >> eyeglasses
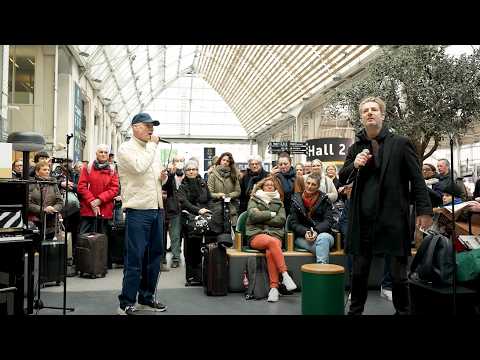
[186,168,198,171]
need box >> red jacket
[77,164,119,219]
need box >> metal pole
[450,136,457,316]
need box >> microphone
[356,148,370,175]
[158,138,170,144]
[359,148,370,167]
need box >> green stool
[301,264,345,315]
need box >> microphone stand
[62,133,75,314]
[34,134,75,314]
[449,135,457,316]
[30,179,73,314]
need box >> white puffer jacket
[117,136,166,210]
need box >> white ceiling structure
[70,45,380,138]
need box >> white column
[0,45,9,141]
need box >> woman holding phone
[288,173,335,264]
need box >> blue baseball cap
[131,112,160,126]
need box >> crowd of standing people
[13,96,480,315]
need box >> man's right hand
[354,151,372,169]
[150,135,160,144]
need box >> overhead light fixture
[79,51,90,57]
[333,75,342,81]
[102,97,112,102]
[280,109,288,114]
[110,111,118,117]
[302,94,311,101]
[92,78,102,83]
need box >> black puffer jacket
[178,175,211,215]
[289,192,334,238]
[239,167,269,214]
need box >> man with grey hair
[239,154,269,214]
[433,158,466,200]
[116,113,168,315]
[339,96,432,315]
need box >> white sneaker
[267,288,279,302]
[380,286,393,301]
[282,272,297,291]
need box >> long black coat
[338,129,432,257]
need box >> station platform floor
[37,252,396,316]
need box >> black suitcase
[39,213,65,287]
[77,217,108,278]
[40,240,65,286]
[108,222,125,266]
[202,242,228,296]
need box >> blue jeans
[168,215,182,261]
[295,232,334,263]
[118,208,164,309]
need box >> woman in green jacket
[246,176,297,302]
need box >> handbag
[62,191,80,218]
[182,210,213,236]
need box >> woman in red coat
[77,144,119,234]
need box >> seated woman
[178,160,215,286]
[289,173,335,264]
[245,176,297,302]
[28,160,64,239]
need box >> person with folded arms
[246,176,297,302]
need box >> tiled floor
[37,253,396,315]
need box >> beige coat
[207,165,241,222]
[117,136,167,210]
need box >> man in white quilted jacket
[116,112,168,315]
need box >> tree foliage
[327,45,480,161]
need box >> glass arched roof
[70,45,380,137]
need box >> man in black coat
[339,96,432,315]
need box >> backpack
[243,256,270,300]
[410,231,454,287]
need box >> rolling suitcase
[202,242,228,296]
[76,216,108,278]
[108,206,125,267]
[39,213,65,287]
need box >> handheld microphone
[356,148,370,175]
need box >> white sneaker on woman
[267,288,279,302]
[282,272,297,291]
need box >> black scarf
[94,160,111,171]
[277,166,296,194]
[183,175,203,200]
[217,165,232,179]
